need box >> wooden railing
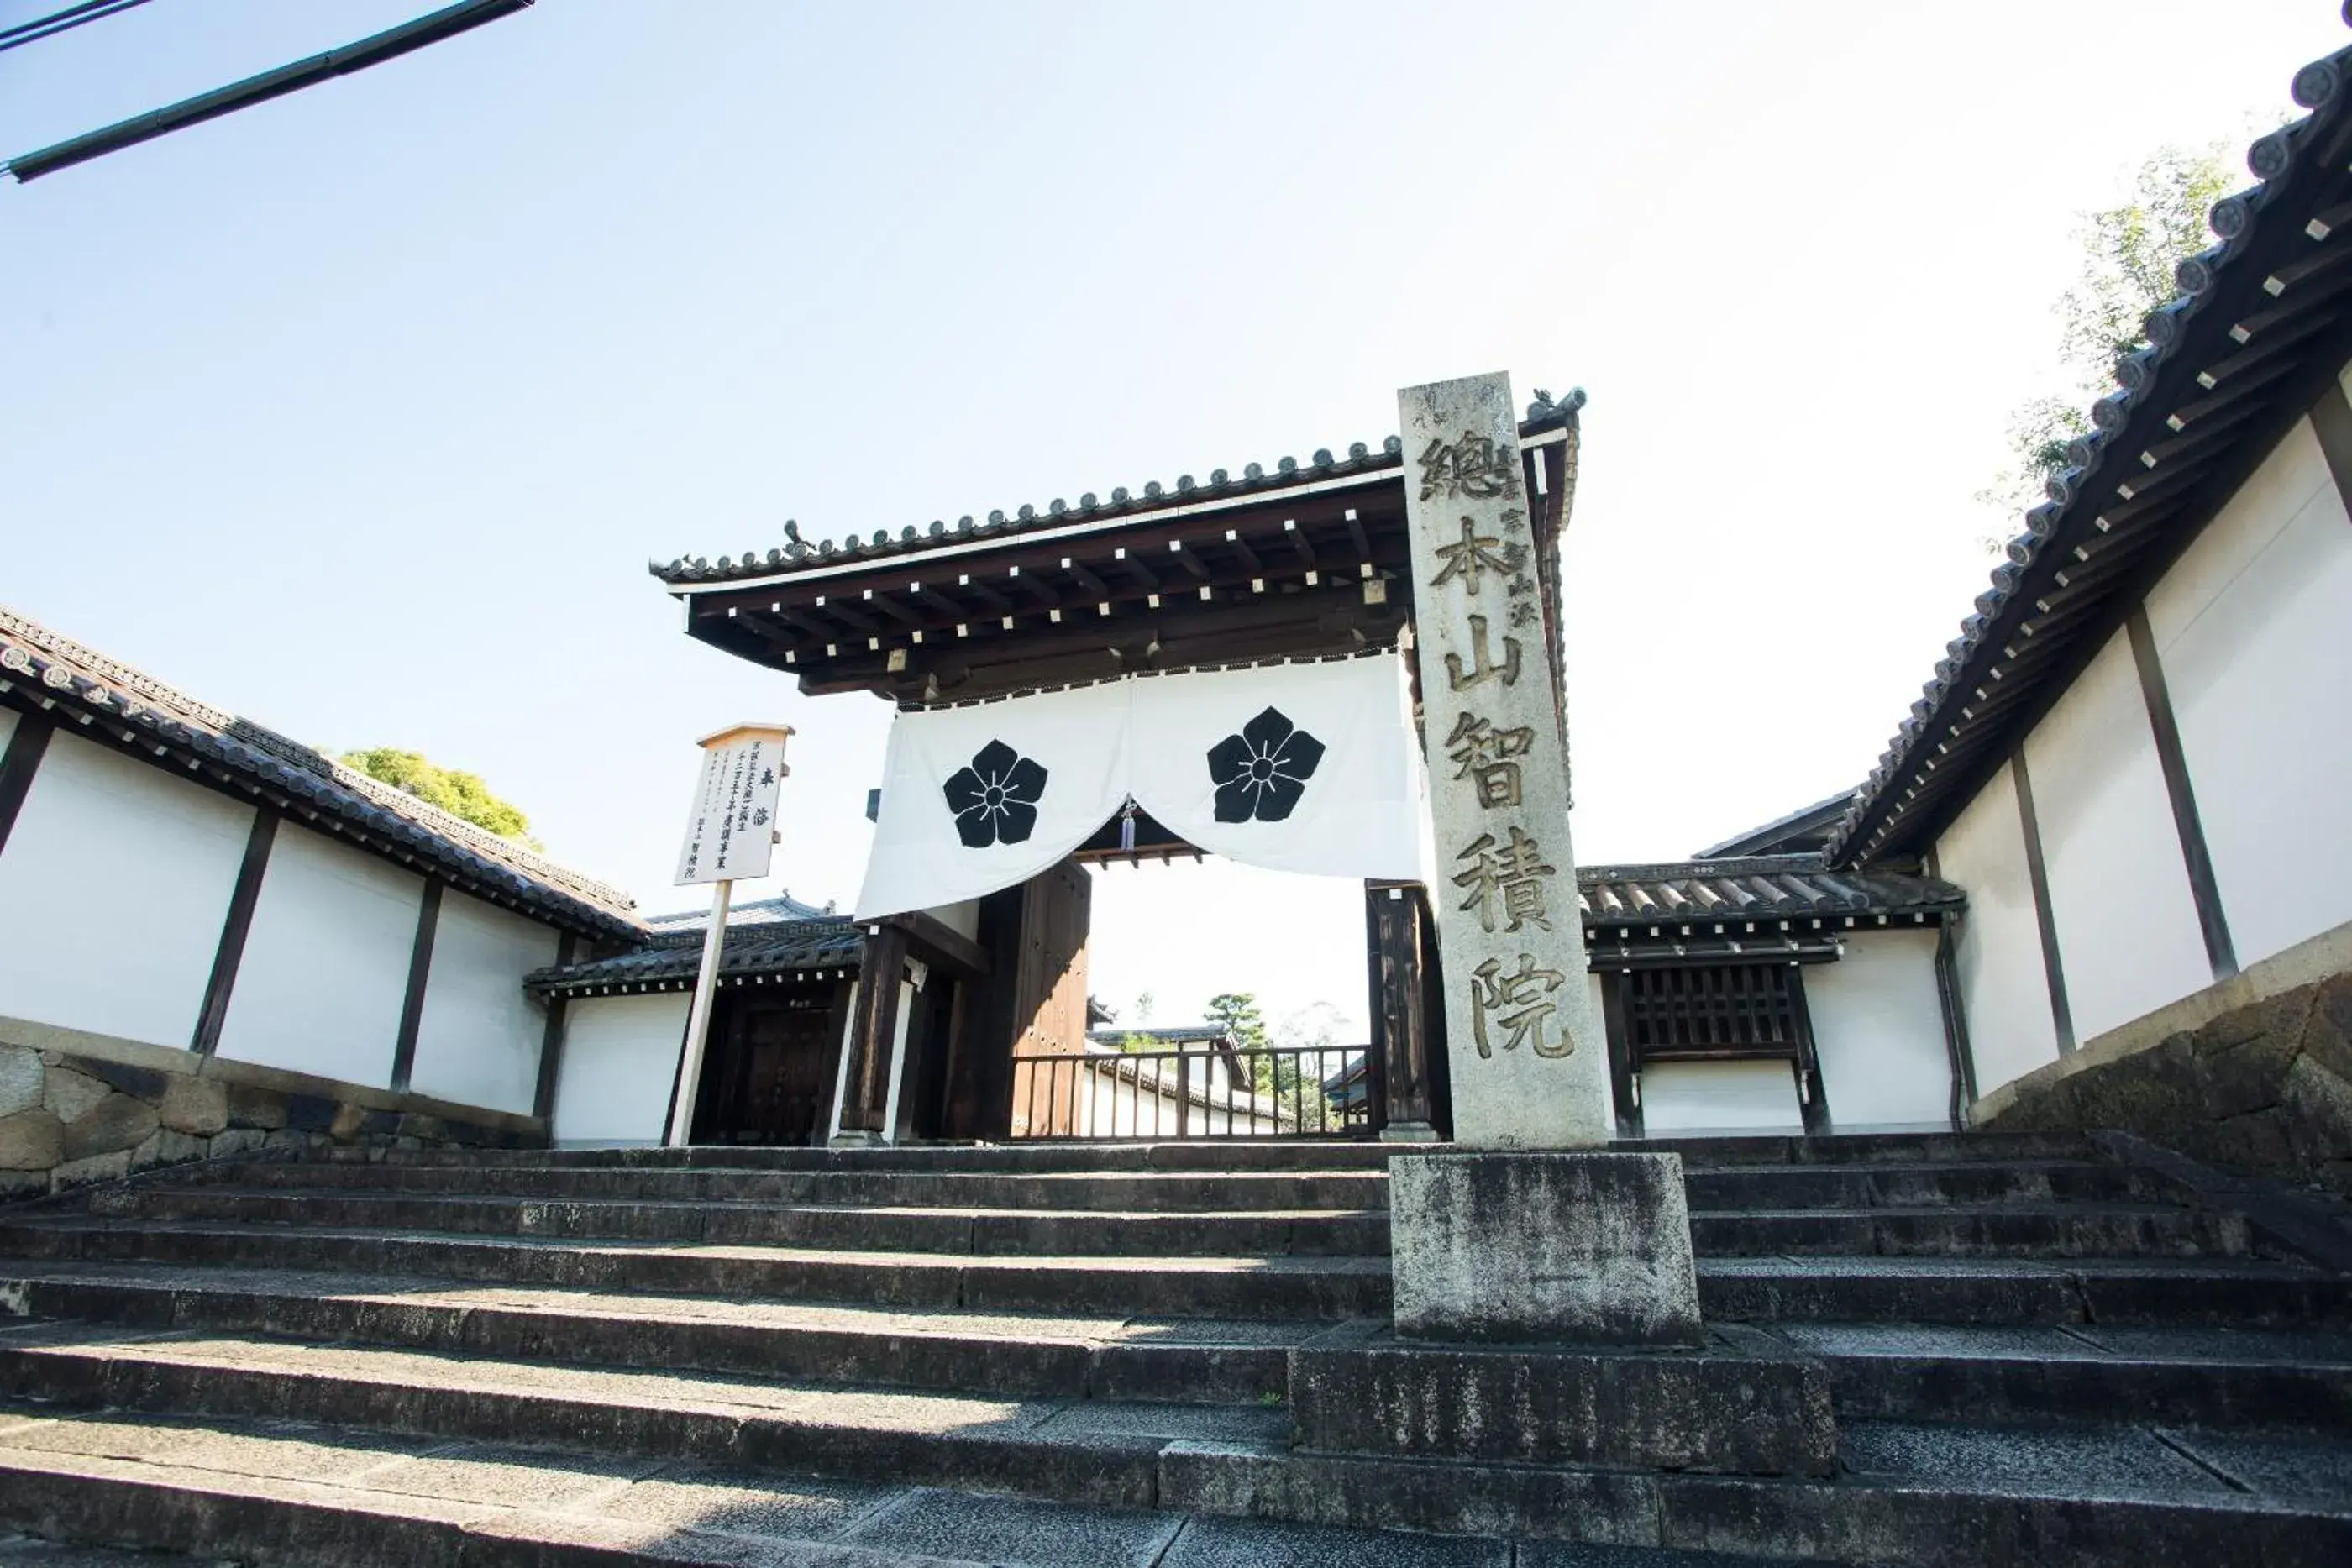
[1008,1045,1375,1141]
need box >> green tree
[341,747,541,850]
[1205,992,1299,1109]
[1204,993,1268,1051]
[1980,143,2234,531]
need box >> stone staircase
[0,1132,2346,1565]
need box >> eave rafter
[688,480,1419,701]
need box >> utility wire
[4,0,531,183]
[0,0,155,55]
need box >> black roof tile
[0,606,641,939]
[649,390,1585,587]
[1831,25,2352,863]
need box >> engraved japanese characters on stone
[1427,517,1520,597]
[1468,954,1572,1059]
[943,740,1049,848]
[1416,433,1521,502]
[1453,826,1557,934]
[1445,614,1522,692]
[1444,713,1534,809]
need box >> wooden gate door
[694,995,837,1145]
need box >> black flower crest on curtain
[943,740,1048,847]
[1208,706,1326,823]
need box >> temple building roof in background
[1696,790,1864,859]
[1578,857,1963,931]
[527,899,859,998]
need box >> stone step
[194,1152,2150,1216]
[0,1262,1305,1405]
[342,1128,2090,1173]
[195,1162,1395,1213]
[370,1140,1406,1174]
[3,1345,2350,1566]
[7,1216,2344,1329]
[0,1324,1279,1513]
[1682,1160,2176,1209]
[0,1220,1394,1320]
[18,1258,2349,1431]
[0,1535,244,1567]
[0,1406,1587,1568]
[1701,1254,2352,1326]
[1764,1320,2352,1429]
[81,1184,2253,1265]
[91,1188,1389,1258]
[1690,1203,2250,1260]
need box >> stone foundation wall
[1977,963,2352,1198]
[0,1016,546,1201]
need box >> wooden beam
[838,923,908,1136]
[1365,881,1434,1135]
[0,711,54,859]
[2009,753,2075,1056]
[808,589,1407,702]
[388,878,444,1094]
[1284,519,1316,571]
[954,576,1017,616]
[888,908,991,981]
[865,590,928,629]
[2127,606,2237,981]
[812,595,880,635]
[774,604,848,646]
[191,807,278,1057]
[1115,548,1160,592]
[531,931,580,1121]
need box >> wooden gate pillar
[1366,880,1446,1141]
[835,922,908,1144]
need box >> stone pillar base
[1389,1151,1701,1345]
[828,1130,885,1150]
[1378,1120,1441,1143]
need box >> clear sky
[3,1,2339,1040]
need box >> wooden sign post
[1397,371,1612,1148]
[666,721,792,1148]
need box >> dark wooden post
[836,923,907,1142]
[1366,880,1439,1141]
[529,931,579,1125]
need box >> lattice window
[1618,963,1805,1060]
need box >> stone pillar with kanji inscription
[1399,370,1614,1150]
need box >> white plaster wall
[551,992,688,1146]
[928,899,981,941]
[0,710,16,753]
[0,731,254,1048]
[2146,411,2352,968]
[1805,930,1953,1130]
[407,891,562,1115]
[1638,1060,1803,1134]
[1935,764,2059,1095]
[2023,627,2213,1043]
[215,823,421,1087]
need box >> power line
[0,0,156,55]
[3,0,532,183]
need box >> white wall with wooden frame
[1933,396,2352,1100]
